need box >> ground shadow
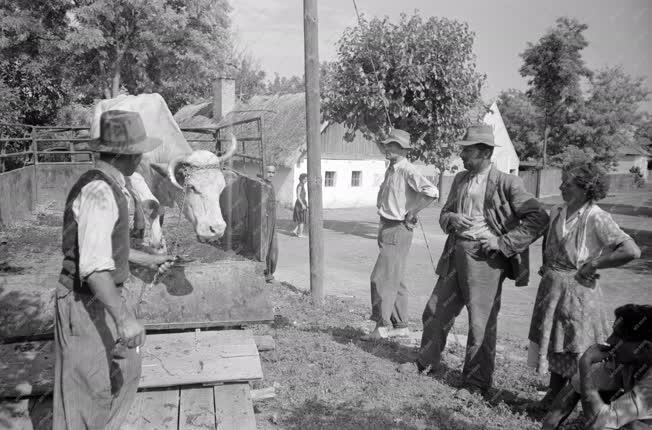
[281,397,490,430]
[129,263,193,297]
[276,218,379,240]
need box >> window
[351,171,362,187]
[324,171,336,187]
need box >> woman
[292,173,308,237]
[527,161,641,409]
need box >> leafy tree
[519,17,592,166]
[266,73,304,95]
[322,12,484,175]
[497,89,542,161]
[230,48,267,102]
[1,0,233,118]
[556,66,649,167]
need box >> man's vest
[59,169,130,292]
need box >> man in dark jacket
[417,125,549,394]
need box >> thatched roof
[175,93,307,167]
[618,142,651,157]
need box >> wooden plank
[214,384,256,430]
[0,330,263,398]
[179,387,216,429]
[0,260,273,340]
[139,389,179,430]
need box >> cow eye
[188,185,199,194]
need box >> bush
[629,166,645,188]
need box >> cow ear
[150,163,169,178]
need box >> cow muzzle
[196,222,227,243]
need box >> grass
[248,281,557,430]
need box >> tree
[230,48,267,102]
[267,73,304,95]
[497,89,542,161]
[63,0,232,112]
[322,13,484,175]
[519,17,592,166]
[1,0,233,117]
[556,66,649,167]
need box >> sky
[231,0,652,111]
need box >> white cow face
[151,150,231,243]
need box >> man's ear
[150,163,169,178]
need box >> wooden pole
[303,0,324,305]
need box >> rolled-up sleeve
[72,180,119,278]
[405,168,439,199]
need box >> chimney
[213,77,235,121]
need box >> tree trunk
[111,67,122,98]
[438,169,445,203]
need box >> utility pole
[303,0,324,305]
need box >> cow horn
[167,155,187,190]
[218,133,237,164]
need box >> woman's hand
[575,260,599,287]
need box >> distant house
[175,79,387,209]
[614,142,651,180]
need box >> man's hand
[449,213,474,231]
[404,211,418,230]
[143,254,175,274]
[480,236,500,253]
[116,315,146,349]
[581,344,612,366]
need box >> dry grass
[248,282,556,430]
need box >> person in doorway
[292,173,308,237]
[364,128,439,340]
[263,165,278,283]
[541,304,652,430]
[527,161,641,410]
[54,110,174,430]
[417,124,549,396]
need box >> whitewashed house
[613,142,651,180]
[175,79,387,209]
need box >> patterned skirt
[293,200,307,224]
[527,268,610,378]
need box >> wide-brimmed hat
[89,110,162,155]
[454,124,500,147]
[381,128,412,149]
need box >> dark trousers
[265,228,278,280]
[370,218,413,328]
[418,238,507,389]
[53,285,141,430]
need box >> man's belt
[380,216,403,224]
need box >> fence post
[535,168,542,198]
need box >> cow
[90,93,236,254]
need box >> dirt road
[274,204,652,340]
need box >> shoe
[389,327,410,337]
[361,326,390,341]
[454,385,487,401]
[265,275,275,283]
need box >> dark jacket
[437,166,549,286]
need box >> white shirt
[458,164,496,240]
[376,158,439,221]
[73,161,158,278]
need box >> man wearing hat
[416,124,548,395]
[54,110,174,429]
[364,128,439,340]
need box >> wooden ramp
[0,384,256,430]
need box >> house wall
[614,155,649,179]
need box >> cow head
[150,135,237,243]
